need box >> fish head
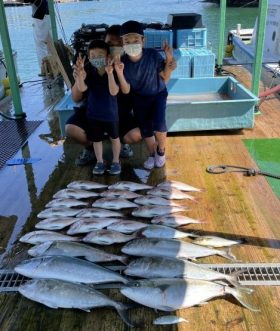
[27,241,53,256]
[15,256,49,274]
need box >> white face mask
[110,46,124,57]
[123,43,142,57]
[89,57,106,69]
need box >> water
[1,0,258,81]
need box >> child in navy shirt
[115,20,175,169]
[71,39,121,175]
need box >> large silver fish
[139,225,198,239]
[45,198,88,208]
[76,208,123,218]
[19,279,134,326]
[15,255,128,284]
[67,180,107,190]
[35,217,77,231]
[134,196,181,207]
[192,236,244,248]
[107,220,148,234]
[92,198,138,210]
[108,181,152,191]
[28,241,128,264]
[157,180,202,192]
[151,214,203,227]
[53,189,99,199]
[67,218,120,235]
[121,278,258,311]
[124,256,243,286]
[147,187,195,200]
[83,229,137,245]
[101,189,141,199]
[121,238,236,261]
[132,206,187,218]
[37,208,81,219]
[19,230,80,245]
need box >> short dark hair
[120,20,144,36]
[105,25,121,37]
[87,39,110,54]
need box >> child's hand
[168,58,177,71]
[73,53,86,81]
[105,59,114,74]
[114,59,125,75]
[163,40,173,63]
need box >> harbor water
[1,0,258,81]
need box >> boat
[0,2,280,330]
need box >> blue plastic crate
[188,48,215,78]
[159,48,192,78]
[144,29,173,49]
[176,28,207,48]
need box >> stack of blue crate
[188,48,216,78]
[159,49,192,78]
[144,29,173,49]
[175,28,207,49]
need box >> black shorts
[86,119,119,142]
[66,105,88,131]
[118,93,139,138]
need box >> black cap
[120,20,144,37]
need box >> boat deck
[0,67,280,330]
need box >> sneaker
[92,162,105,175]
[144,156,155,170]
[75,149,95,166]
[155,152,166,168]
[120,144,133,158]
[108,162,121,175]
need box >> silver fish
[140,225,198,239]
[76,208,123,218]
[67,218,120,235]
[192,236,244,248]
[45,198,88,208]
[151,214,203,227]
[83,229,137,245]
[134,196,181,207]
[121,278,258,311]
[153,316,188,325]
[108,181,152,191]
[67,180,107,190]
[53,189,99,199]
[37,208,81,219]
[35,217,77,230]
[107,220,148,234]
[157,180,202,192]
[15,255,127,284]
[132,206,187,218]
[19,230,80,245]
[124,256,243,286]
[28,241,128,264]
[92,198,138,210]
[121,238,236,261]
[147,187,195,200]
[101,189,141,199]
[19,279,134,326]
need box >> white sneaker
[155,152,166,168]
[144,156,155,170]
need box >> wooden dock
[0,66,279,330]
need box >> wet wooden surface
[0,68,280,330]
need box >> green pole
[251,0,268,97]
[47,0,58,42]
[0,0,25,118]
[217,0,227,73]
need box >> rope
[206,165,280,180]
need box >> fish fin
[80,308,91,312]
[116,303,140,327]
[228,269,247,287]
[226,286,259,312]
[158,305,175,311]
[219,248,236,261]
[118,255,130,265]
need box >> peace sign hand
[105,58,114,74]
[162,40,173,63]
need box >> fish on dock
[28,241,128,264]
[15,255,128,284]
[67,180,108,190]
[139,225,198,239]
[76,208,123,218]
[45,198,88,208]
[35,217,77,231]
[100,189,141,199]
[53,188,99,199]
[151,214,203,227]
[37,208,81,219]
[67,218,120,234]
[107,220,148,234]
[19,230,80,245]
[83,229,137,245]
[153,315,189,325]
[108,181,152,191]
[147,187,195,200]
[134,196,181,207]
[19,279,134,326]
[132,205,188,218]
[192,235,245,248]
[92,198,138,210]
[157,180,202,192]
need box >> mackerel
[107,220,148,234]
[108,181,152,191]
[53,188,99,199]
[157,180,202,192]
[132,206,187,218]
[140,225,198,239]
[101,189,141,199]
[83,229,137,245]
[147,187,195,200]
[15,255,127,284]
[35,217,77,230]
[76,208,123,218]
[46,198,88,208]
[192,235,244,248]
[19,230,80,245]
[28,241,128,264]
[134,196,181,207]
[19,279,134,326]
[67,180,107,190]
[67,218,120,235]
[92,198,138,210]
[151,214,203,227]
[122,238,236,261]
[37,208,81,219]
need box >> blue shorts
[132,89,168,138]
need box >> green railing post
[47,0,58,42]
[0,0,25,118]
[216,0,227,74]
[251,0,268,97]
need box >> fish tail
[219,248,236,261]
[225,286,260,312]
[118,255,130,265]
[227,269,247,287]
[116,303,139,327]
